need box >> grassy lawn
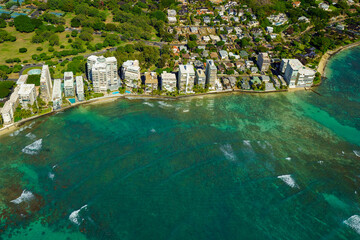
[0,26,105,64]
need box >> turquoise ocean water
[0,47,360,240]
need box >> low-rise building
[52,79,62,110]
[64,72,75,97]
[144,72,158,93]
[18,84,36,109]
[76,76,84,101]
[219,50,229,60]
[161,71,177,92]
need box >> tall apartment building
[257,52,271,72]
[40,65,52,101]
[18,84,36,109]
[121,60,140,88]
[76,76,84,101]
[64,72,75,97]
[160,71,177,92]
[283,59,316,88]
[1,86,19,125]
[195,69,206,88]
[280,59,290,73]
[205,59,217,89]
[144,72,158,93]
[87,55,119,92]
[178,64,195,93]
[52,79,62,110]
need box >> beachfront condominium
[257,52,271,72]
[205,59,217,89]
[1,86,19,125]
[195,69,206,88]
[76,76,85,101]
[121,60,141,88]
[283,59,316,88]
[52,79,62,110]
[64,72,75,97]
[18,84,37,109]
[160,71,177,92]
[87,55,119,92]
[178,64,195,93]
[144,72,158,93]
[40,65,52,102]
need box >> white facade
[121,60,140,88]
[64,72,75,97]
[18,84,36,109]
[16,74,28,85]
[76,76,84,101]
[178,64,195,93]
[40,65,52,102]
[87,55,119,92]
[205,60,217,89]
[52,79,62,110]
[195,69,206,88]
[283,59,316,88]
[1,86,19,125]
[161,71,177,92]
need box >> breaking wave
[10,190,35,204]
[277,174,299,188]
[143,102,154,107]
[344,215,360,235]
[69,205,88,226]
[22,139,43,155]
[158,101,172,108]
[354,150,360,158]
[25,132,36,140]
[220,144,237,161]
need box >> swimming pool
[68,98,76,104]
[125,90,131,94]
[112,91,119,94]
[27,69,41,75]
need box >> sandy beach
[317,41,360,76]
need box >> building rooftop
[76,76,84,91]
[16,75,28,85]
[179,64,195,74]
[18,84,35,96]
[145,72,158,84]
[64,72,74,87]
[52,79,62,100]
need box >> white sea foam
[277,175,299,188]
[25,132,36,140]
[243,140,251,147]
[344,215,360,235]
[150,128,156,133]
[354,150,360,158]
[257,141,267,149]
[220,144,237,161]
[52,164,58,169]
[48,172,55,180]
[157,101,172,108]
[69,205,88,226]
[10,190,35,204]
[318,161,324,165]
[143,102,154,107]
[285,157,291,161]
[183,109,189,113]
[22,139,42,155]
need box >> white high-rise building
[52,79,62,110]
[18,84,37,109]
[87,55,119,92]
[160,71,177,92]
[76,76,84,101]
[205,59,217,89]
[121,60,141,88]
[1,86,19,125]
[64,72,75,97]
[178,64,195,93]
[283,59,316,88]
[40,65,52,101]
[195,69,206,88]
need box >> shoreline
[317,40,360,77]
[1,41,359,137]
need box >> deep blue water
[0,47,359,240]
